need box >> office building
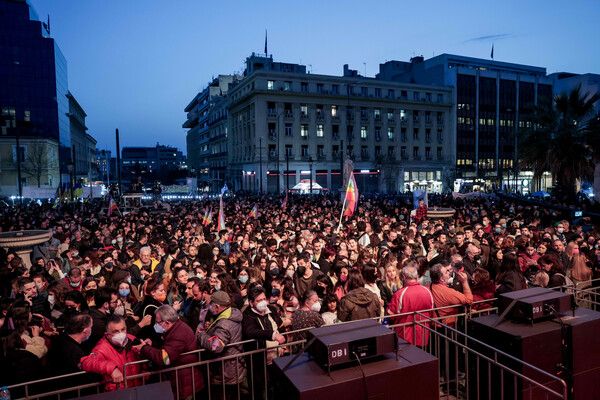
[183,75,238,191]
[549,72,600,117]
[67,91,97,182]
[226,53,455,194]
[121,144,186,184]
[377,54,554,191]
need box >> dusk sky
[32,0,600,155]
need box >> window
[425,111,431,123]
[332,125,340,139]
[401,146,407,158]
[347,125,354,140]
[413,111,420,124]
[317,84,323,93]
[400,109,406,121]
[361,126,367,139]
[301,124,309,137]
[437,93,443,103]
[316,104,324,116]
[401,128,407,142]
[388,127,394,141]
[361,87,368,97]
[426,92,432,102]
[413,146,420,159]
[301,145,309,156]
[346,107,354,120]
[317,124,324,137]
[387,109,394,121]
[13,145,27,162]
[301,104,308,116]
[426,129,431,142]
[332,85,339,94]
[437,147,443,160]
[374,108,381,120]
[361,146,368,158]
[360,107,368,119]
[387,89,395,98]
[317,145,324,156]
[401,90,407,99]
[285,145,293,156]
[284,103,292,115]
[268,145,276,157]
[388,146,395,157]
[437,129,443,142]
[437,112,444,123]
[331,105,338,117]
[375,127,381,141]
[268,123,276,138]
[301,82,308,92]
[24,110,30,122]
[413,128,419,140]
[267,102,276,114]
[285,123,293,137]
[413,91,420,101]
[375,88,382,97]
[375,146,381,158]
[425,147,431,159]
[479,118,486,126]
[268,80,275,90]
[332,145,340,157]
[284,81,292,91]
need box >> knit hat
[211,291,230,306]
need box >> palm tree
[518,85,600,199]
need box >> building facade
[121,144,186,184]
[377,54,554,192]
[226,54,455,194]
[208,96,229,192]
[67,91,97,182]
[183,75,237,191]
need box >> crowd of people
[0,191,597,399]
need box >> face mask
[110,332,128,347]
[127,276,132,284]
[36,282,44,291]
[154,323,165,334]
[271,288,281,297]
[340,274,347,282]
[285,270,294,278]
[47,294,55,306]
[501,224,507,228]
[104,262,114,269]
[238,275,248,284]
[72,252,79,258]
[270,268,279,276]
[214,285,221,292]
[557,228,564,234]
[69,280,80,288]
[156,293,167,302]
[117,237,123,243]
[255,300,268,313]
[119,288,130,297]
[311,302,321,313]
[112,240,117,245]
[114,306,125,316]
[495,228,502,233]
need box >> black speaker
[273,342,439,400]
[468,308,600,400]
[75,382,174,400]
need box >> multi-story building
[549,72,600,117]
[208,95,229,192]
[67,91,97,182]
[121,144,186,184]
[183,75,237,191]
[96,149,116,184]
[227,54,455,194]
[377,54,554,191]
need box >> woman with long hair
[363,263,384,316]
[538,254,568,288]
[337,270,380,322]
[495,252,527,296]
[378,261,402,311]
[332,262,350,301]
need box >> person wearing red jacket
[80,315,142,392]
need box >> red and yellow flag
[249,204,258,219]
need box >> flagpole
[337,195,349,232]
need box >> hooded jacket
[338,287,380,322]
[80,334,142,392]
[197,307,246,385]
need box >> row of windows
[457,159,515,168]
[266,80,446,103]
[267,123,444,143]
[266,144,444,160]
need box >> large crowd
[0,191,597,399]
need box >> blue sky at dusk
[32,0,600,155]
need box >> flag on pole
[221,184,228,195]
[73,182,83,198]
[108,196,118,217]
[202,208,212,226]
[52,197,60,209]
[264,29,268,55]
[249,204,258,219]
[282,191,288,211]
[342,172,359,217]
[217,195,226,230]
[491,44,494,59]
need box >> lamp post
[286,153,290,192]
[259,136,263,194]
[12,61,22,203]
[309,156,313,195]
[67,159,74,202]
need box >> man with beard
[88,287,119,350]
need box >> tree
[518,85,600,199]
[20,141,59,188]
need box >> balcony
[316,112,325,120]
[388,117,395,123]
[426,137,432,143]
[317,154,326,161]
[301,135,309,140]
[425,119,433,126]
[400,154,408,160]
[437,119,444,125]
[360,116,369,122]
[284,111,293,119]
[375,136,381,142]
[375,115,381,122]
[400,118,408,126]
[413,118,420,124]
[331,116,340,123]
[332,134,340,140]
[269,135,277,141]
[301,113,310,121]
[332,151,340,158]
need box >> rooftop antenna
[308,64,312,74]
[363,62,366,77]
[264,29,268,56]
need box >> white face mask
[557,228,564,234]
[110,332,128,347]
[310,302,321,313]
[114,306,125,316]
[285,270,294,278]
[255,300,268,313]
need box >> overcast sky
[32,0,600,155]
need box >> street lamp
[309,156,313,195]
[67,160,74,202]
[259,136,263,194]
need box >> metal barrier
[7,293,584,400]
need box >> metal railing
[8,292,588,400]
